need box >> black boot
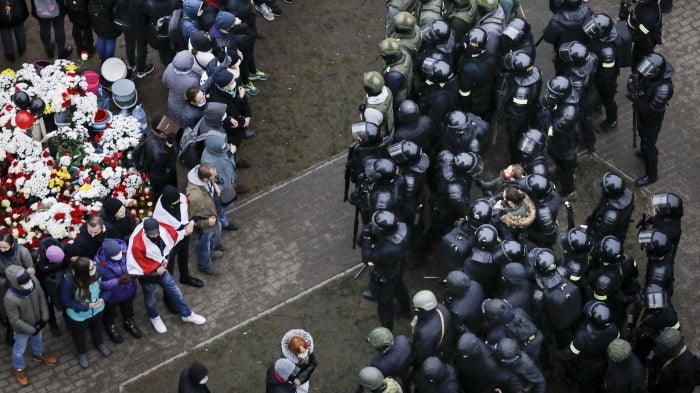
[106,324,124,344]
[46,42,56,58]
[49,321,61,337]
[123,317,143,338]
[5,327,14,347]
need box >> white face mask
[297,350,309,360]
[90,268,97,276]
[233,58,242,68]
[20,281,33,291]
[221,112,227,121]
[196,100,206,107]
[111,253,122,260]
[199,376,208,385]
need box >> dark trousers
[638,115,664,179]
[579,104,596,150]
[124,33,148,70]
[0,25,26,56]
[549,152,577,196]
[38,16,66,54]
[102,295,135,327]
[167,235,192,280]
[505,117,528,164]
[370,270,410,331]
[599,89,618,124]
[64,311,105,355]
[71,23,94,53]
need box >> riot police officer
[603,339,647,393]
[501,17,535,58]
[419,58,460,126]
[394,100,434,150]
[363,71,395,139]
[498,260,531,311]
[627,52,674,186]
[620,0,662,66]
[360,211,411,331]
[438,198,495,270]
[627,283,679,361]
[419,356,462,393]
[357,366,403,393]
[585,172,635,243]
[583,13,621,134]
[638,229,675,295]
[438,110,485,155]
[542,0,593,73]
[345,121,390,205]
[481,298,543,361]
[494,337,546,393]
[516,129,549,176]
[538,75,580,199]
[418,20,455,69]
[412,290,454,369]
[358,158,405,225]
[458,27,498,121]
[385,0,419,38]
[455,332,524,393]
[463,224,501,295]
[444,270,485,334]
[521,174,559,248]
[499,50,542,163]
[366,327,412,392]
[475,0,505,55]
[393,11,422,59]
[379,38,414,105]
[557,41,599,152]
[637,192,683,258]
[588,235,640,301]
[647,328,697,392]
[419,0,446,28]
[445,0,478,47]
[559,227,592,279]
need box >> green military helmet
[656,327,684,355]
[393,11,416,33]
[453,0,473,7]
[359,366,385,390]
[607,338,632,363]
[477,0,498,13]
[363,71,385,94]
[379,38,403,57]
[368,327,395,350]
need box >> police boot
[106,324,124,344]
[123,317,143,339]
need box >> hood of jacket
[499,195,536,229]
[202,102,227,133]
[204,131,229,157]
[187,165,209,187]
[172,50,195,73]
[5,265,28,290]
[182,0,203,18]
[281,329,314,363]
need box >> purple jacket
[95,239,136,303]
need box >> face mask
[21,281,33,291]
[297,350,309,360]
[196,100,206,107]
[111,253,122,260]
[221,112,227,121]
[199,376,208,385]
[90,268,97,276]
[234,58,242,68]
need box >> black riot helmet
[601,172,626,199]
[518,129,546,157]
[475,224,498,250]
[644,283,669,310]
[636,52,666,80]
[596,236,624,264]
[544,76,572,104]
[457,332,482,358]
[557,0,582,10]
[652,193,683,217]
[364,158,398,183]
[638,229,671,257]
[470,198,493,224]
[423,57,452,83]
[481,298,513,324]
[423,357,447,383]
[502,17,530,47]
[503,50,534,77]
[493,240,526,265]
[558,41,589,67]
[370,210,399,236]
[585,301,612,329]
[452,152,484,178]
[397,99,420,126]
[388,140,421,164]
[446,270,472,297]
[495,337,521,364]
[531,248,558,276]
[561,228,593,255]
[564,259,585,282]
[583,14,614,40]
[593,274,614,298]
[423,20,454,52]
[445,110,473,138]
[465,27,488,56]
[351,121,380,146]
[525,174,551,201]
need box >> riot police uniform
[345,121,392,205]
[603,339,647,393]
[393,99,434,151]
[357,367,404,393]
[419,59,460,127]
[585,172,635,243]
[475,0,505,55]
[367,327,413,392]
[482,298,544,361]
[587,235,640,307]
[584,13,621,133]
[639,229,675,296]
[417,357,462,393]
[412,290,454,366]
[499,51,542,163]
[438,198,495,271]
[516,129,549,176]
[380,38,415,106]
[363,71,395,139]
[638,193,683,259]
[521,174,559,248]
[542,0,593,73]
[498,261,531,312]
[501,17,536,58]
[417,20,456,70]
[559,227,593,286]
[419,0,446,28]
[458,27,498,120]
[621,0,662,66]
[647,328,696,393]
[463,224,501,296]
[385,0,420,37]
[538,76,580,197]
[494,338,546,393]
[445,0,478,47]
[393,11,423,59]
[628,283,679,361]
[438,110,485,155]
[358,158,406,225]
[627,53,674,186]
[444,270,485,334]
[455,332,524,393]
[360,211,411,331]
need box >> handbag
[219,185,237,205]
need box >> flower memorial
[0,60,145,249]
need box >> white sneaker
[150,316,167,333]
[255,4,274,21]
[182,312,206,325]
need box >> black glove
[358,103,367,114]
[34,320,47,332]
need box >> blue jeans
[195,223,221,270]
[96,36,116,61]
[139,271,191,319]
[215,193,233,227]
[13,331,44,370]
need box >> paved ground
[0,0,697,391]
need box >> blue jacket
[200,130,236,192]
[95,239,136,303]
[60,274,104,321]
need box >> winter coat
[604,353,646,393]
[186,166,219,233]
[88,0,121,38]
[500,262,532,312]
[501,352,545,393]
[199,101,226,134]
[60,273,104,321]
[281,329,317,385]
[477,4,505,55]
[455,339,524,393]
[413,304,453,365]
[0,0,29,28]
[3,265,48,334]
[35,237,68,284]
[30,0,66,19]
[95,239,136,303]
[265,365,296,393]
[446,280,485,334]
[101,201,138,242]
[67,223,106,260]
[65,0,91,26]
[648,347,696,393]
[0,243,34,278]
[208,85,252,129]
[162,51,200,125]
[371,334,412,391]
[201,131,236,192]
[120,0,148,38]
[126,221,182,275]
[145,131,178,186]
[182,101,205,130]
[178,363,212,393]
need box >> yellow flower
[45,103,54,114]
[65,64,78,72]
[0,200,10,208]
[0,68,15,78]
[79,184,92,192]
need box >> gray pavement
[1,0,698,392]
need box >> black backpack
[168,8,187,52]
[440,226,473,271]
[113,0,132,32]
[178,118,207,169]
[131,136,151,172]
[614,20,633,68]
[545,280,582,330]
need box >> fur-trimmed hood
[281,329,314,364]
[497,194,536,229]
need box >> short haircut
[198,163,216,180]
